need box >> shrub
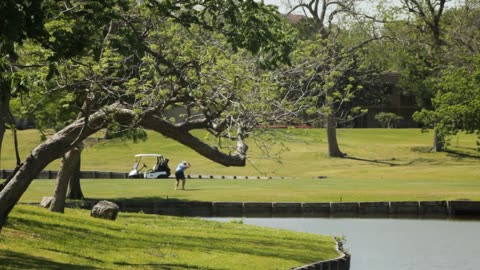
[374,112,403,128]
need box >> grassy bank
[0,205,338,270]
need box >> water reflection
[207,217,480,270]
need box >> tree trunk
[139,112,247,166]
[0,90,11,171]
[49,145,83,213]
[0,124,5,171]
[11,125,21,166]
[0,104,247,231]
[0,109,107,230]
[67,143,84,200]
[431,129,444,152]
[326,114,346,158]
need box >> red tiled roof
[284,13,305,24]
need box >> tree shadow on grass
[344,156,400,166]
[445,149,480,160]
[411,146,433,153]
[344,155,448,166]
[0,250,99,270]
[346,146,480,166]
[41,247,104,263]
[411,146,480,160]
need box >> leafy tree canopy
[413,54,480,145]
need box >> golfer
[175,161,191,190]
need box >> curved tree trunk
[326,115,346,158]
[49,145,82,213]
[139,113,247,166]
[0,110,107,230]
[67,143,84,200]
[0,104,247,231]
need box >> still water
[208,217,480,270]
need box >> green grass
[2,128,479,203]
[1,129,478,269]
[2,128,479,179]
[0,205,338,270]
[21,177,480,203]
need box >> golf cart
[128,154,171,179]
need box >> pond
[207,217,480,270]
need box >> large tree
[413,1,480,147]
[387,0,450,151]
[281,0,382,157]
[0,0,293,229]
[6,0,134,209]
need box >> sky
[262,0,463,15]
[263,0,301,14]
[262,0,379,15]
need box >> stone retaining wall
[1,170,129,179]
[69,200,480,218]
[0,169,287,180]
[291,238,350,270]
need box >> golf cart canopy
[128,154,171,179]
